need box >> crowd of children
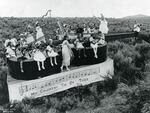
[4,14,109,71]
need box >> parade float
[6,11,137,101]
[7,32,137,101]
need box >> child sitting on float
[33,42,46,71]
[5,41,16,58]
[46,39,58,66]
[61,35,74,71]
[15,44,27,73]
[97,31,105,45]
[74,36,86,58]
[18,34,32,59]
[89,34,98,58]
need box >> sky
[0,0,150,18]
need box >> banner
[8,59,114,101]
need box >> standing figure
[35,22,46,44]
[46,45,58,66]
[26,31,35,44]
[61,36,74,71]
[133,21,141,37]
[95,14,108,42]
[33,48,46,71]
[89,35,98,58]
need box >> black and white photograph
[0,0,150,113]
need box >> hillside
[123,14,149,19]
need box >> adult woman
[61,35,74,71]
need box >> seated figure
[33,44,46,71]
[89,35,98,58]
[97,31,105,45]
[46,44,58,66]
[5,41,16,58]
[74,36,86,58]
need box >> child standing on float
[61,35,74,71]
[35,21,46,44]
[95,14,109,42]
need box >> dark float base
[7,44,107,80]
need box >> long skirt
[62,45,72,66]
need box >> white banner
[8,59,114,101]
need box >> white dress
[10,38,17,46]
[133,24,140,32]
[46,46,58,57]
[36,26,46,43]
[6,47,16,58]
[62,40,73,66]
[33,49,46,62]
[99,20,109,34]
[26,34,35,44]
[75,39,84,49]
[4,39,10,47]
[89,37,98,48]
[98,33,105,44]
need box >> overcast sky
[0,0,150,18]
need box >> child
[74,36,86,58]
[95,14,108,41]
[133,21,141,37]
[89,35,98,58]
[5,41,16,58]
[26,32,35,44]
[61,35,74,71]
[98,31,105,45]
[98,14,109,34]
[46,45,58,66]
[35,21,46,44]
[10,38,18,47]
[33,48,46,71]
